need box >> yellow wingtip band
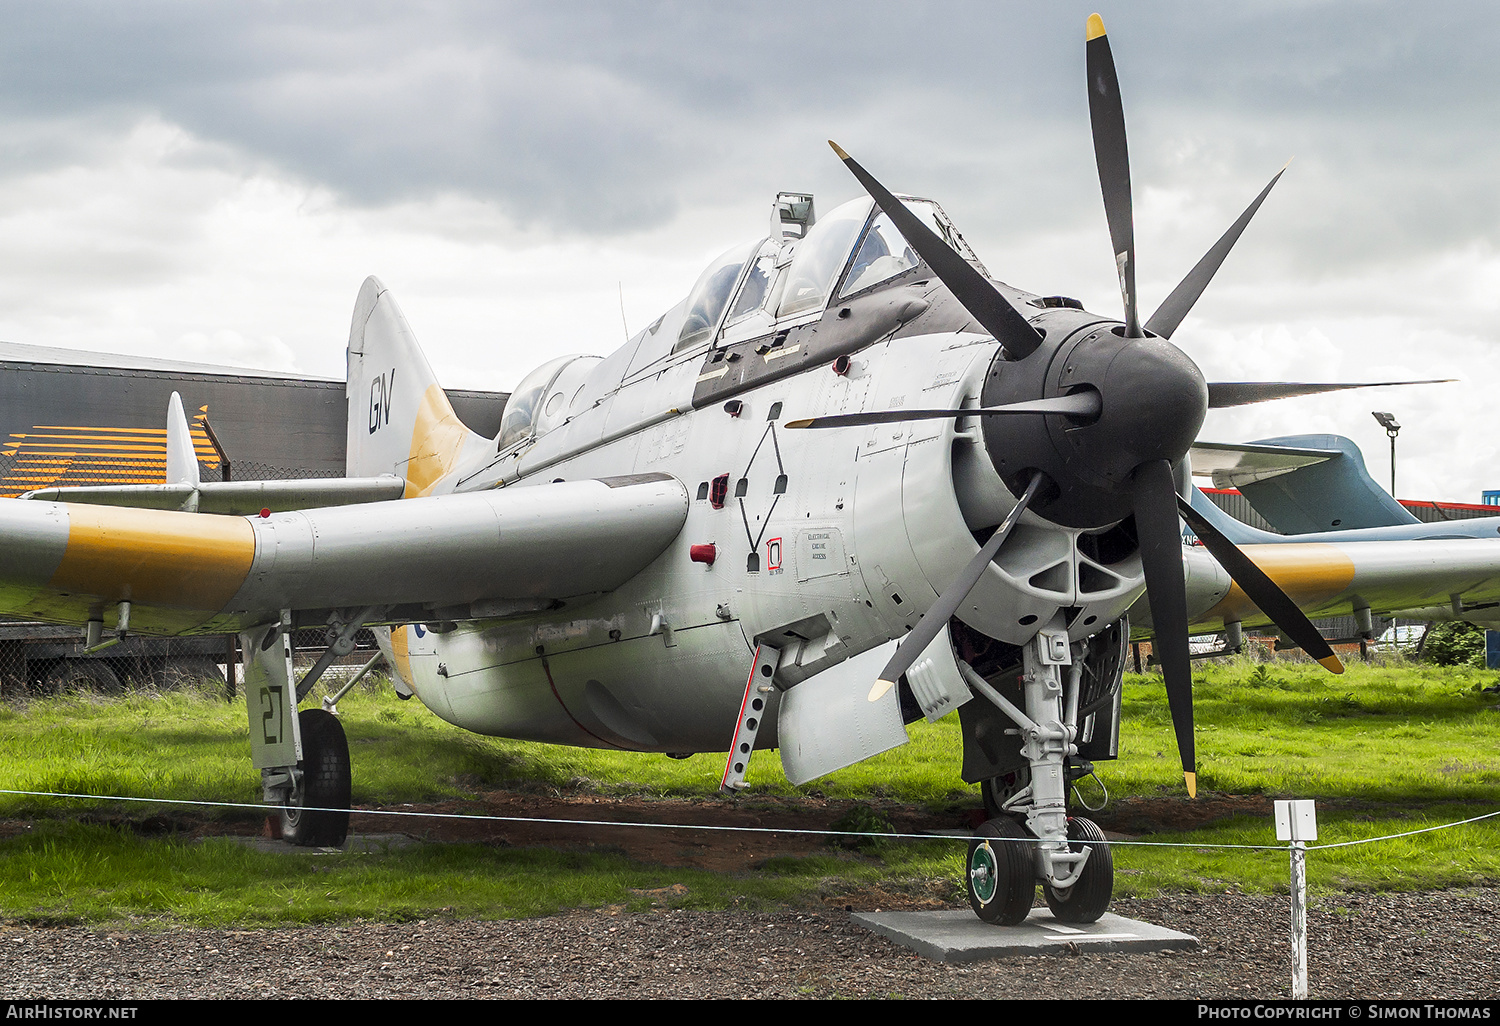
[1086,14,1106,41]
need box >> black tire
[1042,816,1113,923]
[965,816,1036,925]
[42,659,122,695]
[980,769,1029,820]
[280,709,351,847]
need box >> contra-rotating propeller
[781,13,1454,797]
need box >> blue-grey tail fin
[1187,486,1280,545]
[1237,433,1419,533]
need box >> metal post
[1275,799,1318,1001]
[199,414,231,482]
[1373,412,1400,497]
[1389,432,1396,496]
[1290,839,1308,1000]
[225,635,237,700]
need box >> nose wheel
[965,816,1036,925]
[1041,816,1113,923]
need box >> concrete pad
[851,908,1198,963]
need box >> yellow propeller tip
[1319,654,1346,674]
[828,140,850,161]
[784,418,813,429]
[1086,13,1107,40]
[1184,771,1197,799]
[868,679,896,703]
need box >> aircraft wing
[22,477,408,514]
[0,473,689,635]
[1188,440,1340,489]
[1137,537,1500,635]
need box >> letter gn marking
[369,368,396,434]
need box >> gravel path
[3,891,1497,1000]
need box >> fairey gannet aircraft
[2,15,1486,926]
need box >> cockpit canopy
[495,353,603,453]
[676,241,758,351]
[495,191,981,454]
[658,193,979,361]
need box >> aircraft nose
[977,328,1208,530]
[1071,334,1209,487]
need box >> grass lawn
[1,657,1497,926]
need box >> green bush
[1420,621,1488,668]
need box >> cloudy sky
[0,1,1495,502]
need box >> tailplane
[345,277,489,495]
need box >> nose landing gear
[962,624,1118,925]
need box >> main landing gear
[279,708,352,847]
[242,617,357,849]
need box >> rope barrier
[6,787,1494,851]
[1306,806,1500,849]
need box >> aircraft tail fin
[1238,433,1420,533]
[1187,486,1280,546]
[345,276,488,496]
[164,392,200,488]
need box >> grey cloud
[0,0,1493,257]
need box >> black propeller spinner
[788,13,1411,797]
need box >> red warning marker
[259,508,271,518]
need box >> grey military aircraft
[0,14,1478,926]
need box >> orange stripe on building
[1201,543,1357,624]
[2,443,178,453]
[23,435,173,446]
[49,506,256,611]
[30,425,167,433]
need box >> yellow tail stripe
[404,383,473,497]
[390,626,415,687]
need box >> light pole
[1372,411,1401,497]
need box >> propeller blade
[1086,13,1139,337]
[1207,379,1455,408]
[1131,459,1196,796]
[786,392,1101,430]
[1177,497,1344,674]
[828,141,1045,360]
[1145,164,1289,339]
[868,473,1045,702]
